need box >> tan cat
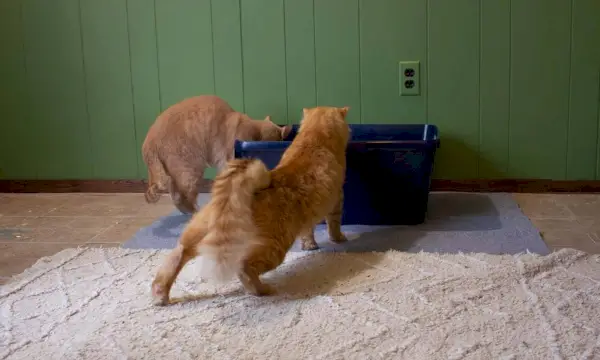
[151,105,351,305]
[142,95,291,214]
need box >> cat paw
[330,233,348,244]
[245,282,276,297]
[173,201,196,215]
[151,283,170,306]
[255,283,276,296]
[301,242,320,251]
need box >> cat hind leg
[238,263,275,296]
[169,181,196,214]
[169,167,206,214]
[299,227,319,251]
[326,190,347,244]
[151,244,198,306]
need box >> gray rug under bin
[122,192,550,255]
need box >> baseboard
[431,179,600,193]
[0,179,211,193]
[2,178,600,194]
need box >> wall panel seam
[77,0,94,177]
[19,0,35,178]
[357,0,362,124]
[282,0,289,124]
[238,0,246,112]
[312,0,317,106]
[209,0,217,95]
[507,0,512,175]
[153,0,163,111]
[596,70,600,179]
[565,0,574,179]
[477,0,482,178]
[425,0,430,125]
[124,0,141,178]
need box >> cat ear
[263,115,272,123]
[339,106,350,118]
[302,108,310,117]
[280,125,292,140]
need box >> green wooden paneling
[569,0,600,180]
[1,0,600,181]
[80,0,138,179]
[0,0,32,179]
[284,0,317,124]
[359,0,427,124]
[478,0,510,178]
[155,0,214,109]
[314,0,361,124]
[428,0,481,179]
[240,0,287,123]
[509,0,572,179]
[127,0,162,179]
[22,0,92,179]
[212,0,244,112]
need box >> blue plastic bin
[234,124,440,225]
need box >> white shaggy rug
[1,247,600,359]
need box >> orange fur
[142,95,291,214]
[151,106,351,305]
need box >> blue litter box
[234,124,440,225]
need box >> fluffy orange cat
[151,105,351,305]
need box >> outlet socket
[399,61,420,96]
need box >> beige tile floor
[1,192,600,285]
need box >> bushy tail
[142,143,168,204]
[208,158,271,224]
[192,158,271,282]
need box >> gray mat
[122,192,550,255]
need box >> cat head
[301,106,350,127]
[301,106,350,121]
[298,106,351,147]
[258,116,292,141]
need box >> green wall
[1,0,599,180]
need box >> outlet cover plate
[399,60,420,96]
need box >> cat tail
[194,158,271,282]
[207,158,271,223]
[142,146,168,204]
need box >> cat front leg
[326,190,347,244]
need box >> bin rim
[234,139,440,151]
[235,123,441,151]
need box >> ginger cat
[151,105,351,305]
[142,95,291,214]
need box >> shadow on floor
[125,192,548,255]
[286,192,548,254]
[152,192,504,236]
